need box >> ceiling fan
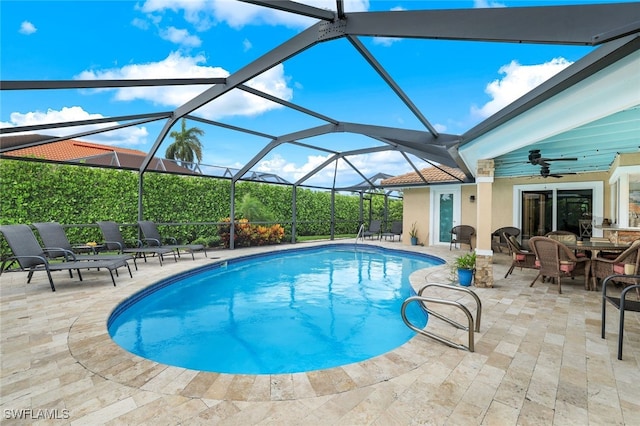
[528,149,578,166]
[529,149,578,178]
[539,165,566,178]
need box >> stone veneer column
[475,159,494,288]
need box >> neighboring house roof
[381,165,467,187]
[0,135,195,174]
[3,137,146,161]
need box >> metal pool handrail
[355,224,365,243]
[401,283,482,352]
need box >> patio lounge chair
[0,224,131,292]
[137,220,207,260]
[363,220,382,240]
[381,221,403,241]
[97,221,176,266]
[503,233,537,278]
[529,236,591,294]
[450,225,475,251]
[33,222,137,270]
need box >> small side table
[73,244,104,255]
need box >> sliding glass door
[522,191,552,240]
[520,188,593,239]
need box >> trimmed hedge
[0,160,402,254]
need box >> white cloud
[473,0,506,8]
[139,0,369,30]
[372,37,399,47]
[74,51,293,120]
[472,57,573,119]
[131,17,149,30]
[256,150,426,186]
[160,26,202,47]
[433,123,447,133]
[1,106,148,146]
[19,21,37,35]
[243,38,252,52]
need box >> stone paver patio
[1,240,638,425]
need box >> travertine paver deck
[1,240,638,425]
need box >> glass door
[522,191,552,239]
[431,187,460,245]
[521,189,593,239]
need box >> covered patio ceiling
[1,1,639,189]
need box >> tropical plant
[453,252,476,270]
[409,222,418,238]
[236,193,274,223]
[165,118,204,169]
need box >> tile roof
[1,136,195,174]
[381,165,467,186]
[3,138,146,161]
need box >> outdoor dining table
[563,240,631,257]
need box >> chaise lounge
[97,221,177,266]
[0,224,132,292]
[33,221,137,270]
[137,220,207,260]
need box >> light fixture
[469,195,476,202]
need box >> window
[629,174,640,228]
[514,182,604,239]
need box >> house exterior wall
[403,187,430,246]
[460,185,477,230]
[401,171,614,247]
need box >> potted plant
[453,252,476,286]
[409,222,419,245]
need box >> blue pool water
[108,244,443,374]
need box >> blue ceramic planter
[458,268,474,286]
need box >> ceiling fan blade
[539,157,578,162]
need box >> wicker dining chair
[450,225,475,251]
[492,226,520,254]
[503,233,537,278]
[591,240,640,291]
[529,236,591,294]
[545,230,578,244]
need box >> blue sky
[0,0,619,187]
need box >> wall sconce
[469,195,476,203]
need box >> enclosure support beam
[330,190,336,240]
[291,185,297,244]
[230,181,236,250]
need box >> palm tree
[165,118,204,169]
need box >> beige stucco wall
[460,185,477,228]
[402,187,430,246]
[401,171,613,246]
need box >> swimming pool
[108,244,444,374]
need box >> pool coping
[68,241,456,402]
